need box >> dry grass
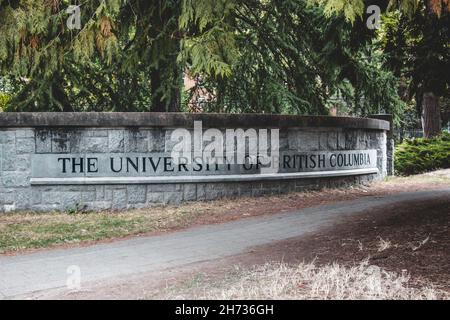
[384,169,450,185]
[0,201,234,253]
[411,236,430,252]
[163,261,449,300]
[377,237,393,252]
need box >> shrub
[0,93,11,111]
[395,132,450,176]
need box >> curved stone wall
[0,113,390,212]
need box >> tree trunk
[150,69,165,112]
[150,64,181,113]
[421,92,441,138]
[52,76,73,112]
[148,1,181,113]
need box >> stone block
[278,131,289,151]
[89,129,108,137]
[183,184,197,201]
[1,150,17,171]
[16,129,35,139]
[147,192,165,204]
[0,131,15,144]
[151,184,183,192]
[127,185,147,204]
[16,138,35,154]
[85,201,112,211]
[95,186,106,201]
[2,172,30,187]
[0,191,15,205]
[35,130,52,153]
[297,131,319,151]
[337,132,346,150]
[52,130,71,153]
[104,188,113,202]
[320,131,338,150]
[82,190,96,202]
[32,189,42,205]
[111,189,127,210]
[108,130,125,153]
[41,191,81,208]
[344,130,357,149]
[356,131,369,149]
[126,130,148,152]
[149,130,165,152]
[80,137,108,153]
[14,189,33,210]
[164,192,183,204]
[14,155,31,172]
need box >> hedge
[395,132,450,176]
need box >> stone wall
[0,113,390,212]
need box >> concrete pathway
[1,188,449,299]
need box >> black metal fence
[395,127,450,142]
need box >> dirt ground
[33,172,449,300]
[226,194,450,292]
[152,192,449,299]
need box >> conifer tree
[0,0,406,118]
[309,0,450,137]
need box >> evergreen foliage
[308,0,448,22]
[395,132,450,175]
[0,0,405,116]
[379,6,450,112]
[181,0,405,116]
[0,92,9,110]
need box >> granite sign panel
[31,149,378,180]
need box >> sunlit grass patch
[162,261,449,300]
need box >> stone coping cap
[0,112,390,130]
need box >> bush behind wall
[395,133,450,176]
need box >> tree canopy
[0,0,443,129]
[308,0,449,137]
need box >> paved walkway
[1,188,449,299]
